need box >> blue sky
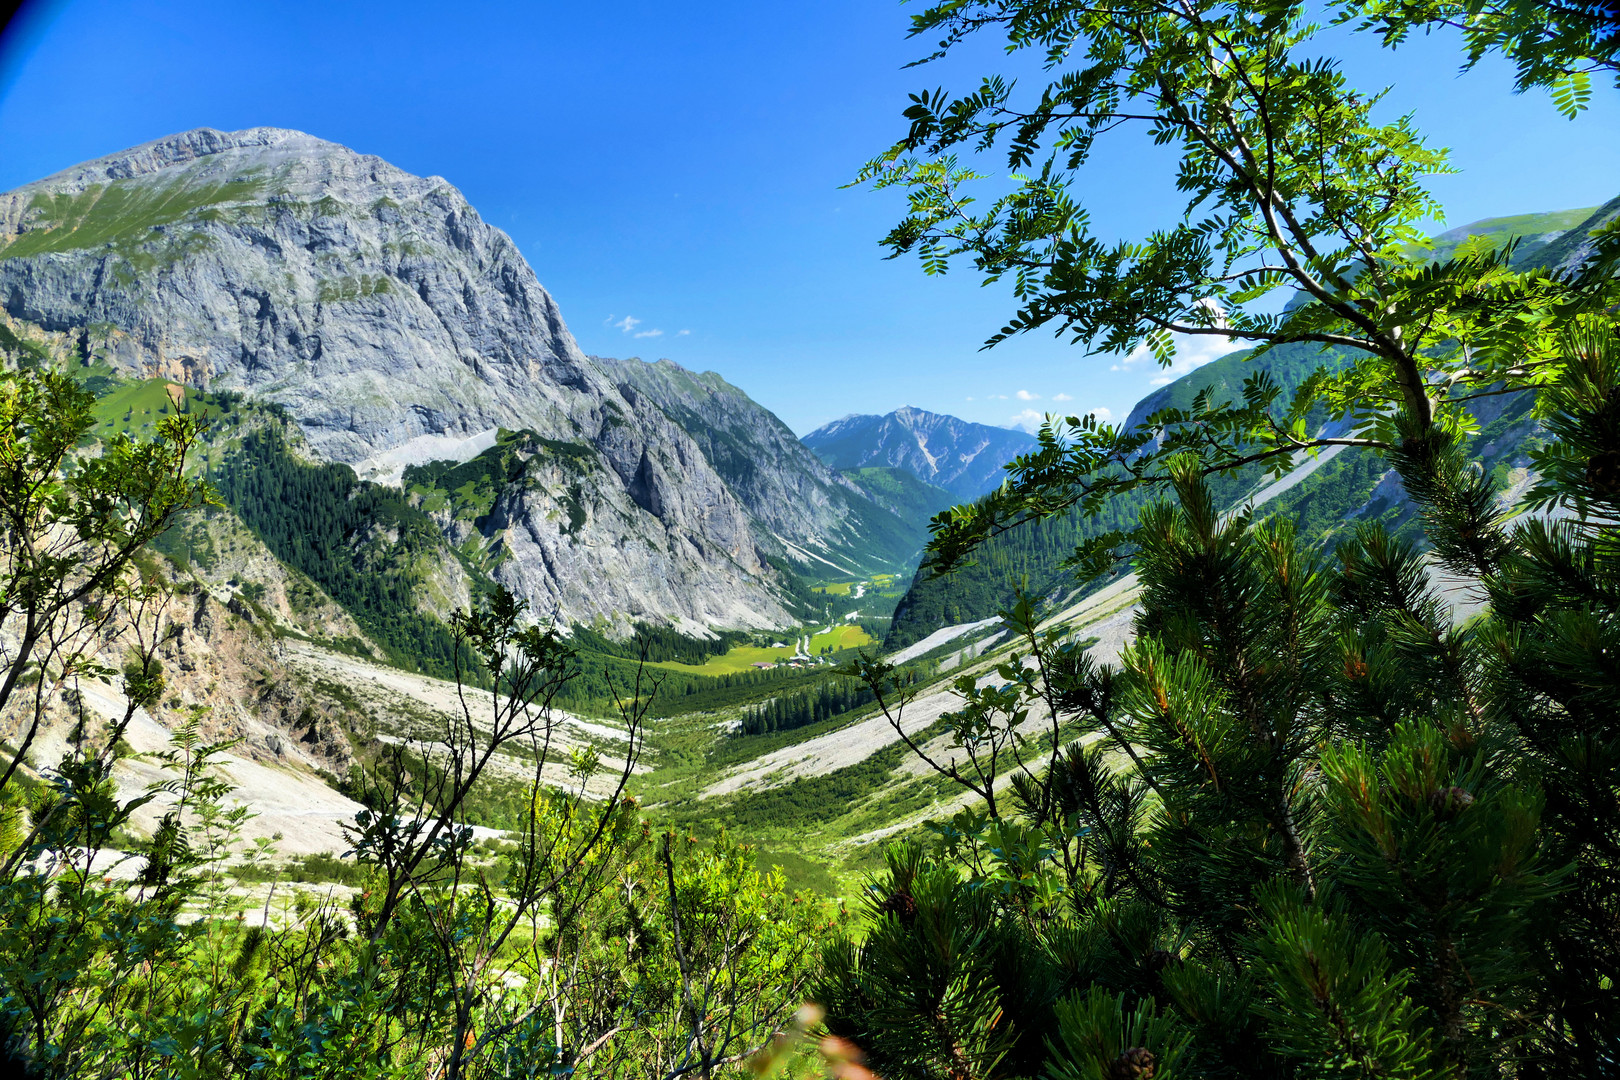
[1,1,1616,435]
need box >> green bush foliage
[822,333,1620,1077]
[0,589,829,1079]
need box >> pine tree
[822,331,1620,1078]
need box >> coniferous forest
[1,2,1619,1079]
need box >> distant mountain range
[802,406,1037,501]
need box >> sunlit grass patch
[806,624,872,652]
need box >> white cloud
[1008,408,1047,433]
[1114,302,1237,382]
[1124,332,1233,379]
[1116,300,1234,382]
[1053,392,1073,402]
[611,317,679,339]
[1016,389,1040,401]
[991,393,1009,400]
[965,396,975,401]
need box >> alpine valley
[1,125,1613,889]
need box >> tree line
[737,676,877,736]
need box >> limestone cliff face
[595,357,927,577]
[0,128,787,629]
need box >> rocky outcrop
[596,357,926,576]
[0,128,789,629]
[803,406,1036,501]
[1519,194,1620,276]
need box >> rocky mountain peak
[1,125,605,463]
[802,406,1036,501]
[0,128,797,630]
[596,355,928,578]
[8,128,370,196]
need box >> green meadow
[645,623,875,675]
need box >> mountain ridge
[802,405,1037,501]
[593,355,929,578]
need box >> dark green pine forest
[216,425,473,676]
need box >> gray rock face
[0,127,788,630]
[1519,193,1620,276]
[596,357,926,577]
[802,406,1037,501]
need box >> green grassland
[83,372,267,491]
[646,645,797,673]
[89,376,208,437]
[812,572,901,597]
[625,606,1116,897]
[809,624,871,652]
[645,624,874,675]
[0,174,268,268]
[631,684,981,894]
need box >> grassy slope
[1517,194,1620,272]
[627,592,1111,896]
[1,173,269,271]
[1419,205,1601,265]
